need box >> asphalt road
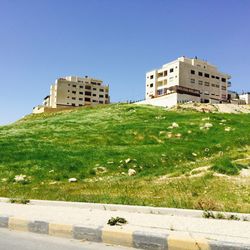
[0,228,136,250]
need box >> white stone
[14,174,26,182]
[172,122,179,128]
[68,178,77,183]
[128,169,136,176]
[125,158,131,164]
[203,123,213,129]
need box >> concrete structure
[141,56,231,108]
[239,93,250,104]
[33,76,110,113]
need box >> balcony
[169,85,200,97]
[156,85,200,97]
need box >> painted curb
[1,215,250,250]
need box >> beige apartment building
[33,75,110,113]
[141,56,231,107]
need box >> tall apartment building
[33,75,110,113]
[142,56,231,107]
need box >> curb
[1,197,249,221]
[1,215,250,250]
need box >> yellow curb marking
[168,235,210,250]
[49,223,73,238]
[102,226,133,247]
[8,217,29,232]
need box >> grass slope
[0,104,250,212]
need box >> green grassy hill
[0,104,250,212]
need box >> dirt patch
[172,103,250,114]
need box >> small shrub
[9,198,30,204]
[216,212,226,219]
[227,214,240,221]
[203,211,241,221]
[195,198,218,211]
[107,217,127,226]
[211,157,240,175]
[203,210,215,219]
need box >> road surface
[0,228,136,250]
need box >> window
[68,84,70,86]
[221,78,226,82]
[73,85,76,87]
[216,76,220,80]
[157,89,163,95]
[93,88,97,90]
[99,94,104,98]
[72,103,76,106]
[85,85,91,90]
[221,86,226,90]
[99,100,103,104]
[164,70,167,76]
[216,84,219,88]
[93,100,97,102]
[190,79,195,83]
[198,80,203,85]
[91,82,96,85]
[72,91,76,94]
[72,97,76,100]
[204,73,210,78]
[158,72,163,77]
[100,89,104,92]
[93,94,96,96]
[211,75,215,78]
[198,72,203,76]
[79,98,83,101]
[191,70,195,75]
[204,82,210,86]
[85,97,91,102]
[150,83,153,87]
[79,92,83,95]
[85,91,91,96]
[79,104,83,106]
[212,84,216,87]
[68,90,70,92]
[105,94,109,98]
[80,86,83,88]
[150,75,154,79]
[170,68,174,73]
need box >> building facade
[144,56,231,107]
[33,75,110,113]
[239,93,250,104]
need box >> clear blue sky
[0,0,250,125]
